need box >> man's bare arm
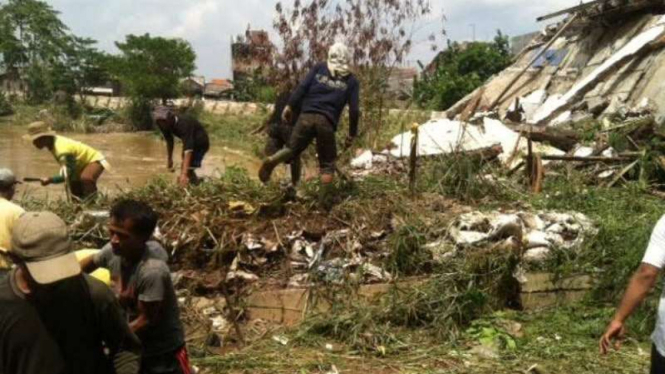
[600,263,660,354]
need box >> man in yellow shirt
[0,168,25,275]
[24,121,108,200]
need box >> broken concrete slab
[380,117,564,169]
[532,19,665,125]
[586,97,611,115]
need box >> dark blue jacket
[288,63,360,137]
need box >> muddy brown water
[0,125,262,199]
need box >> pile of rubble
[426,210,596,264]
[352,7,665,188]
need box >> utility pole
[469,23,476,41]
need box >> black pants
[653,345,665,374]
[289,113,337,175]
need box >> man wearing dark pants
[259,42,360,191]
[600,215,665,373]
[153,107,210,187]
[264,89,302,186]
[83,200,189,374]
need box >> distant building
[510,32,540,56]
[387,67,418,101]
[204,79,234,99]
[82,81,122,97]
[231,29,275,81]
[181,76,205,97]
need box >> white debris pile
[350,117,564,174]
[349,150,403,178]
[432,210,596,264]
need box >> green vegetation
[414,32,512,111]
[193,306,649,373]
[108,34,196,129]
[232,72,276,104]
[0,0,108,108]
[198,108,269,156]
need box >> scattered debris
[272,335,289,346]
[428,210,596,264]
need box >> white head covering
[327,42,350,78]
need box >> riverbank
[14,159,663,373]
[0,110,264,198]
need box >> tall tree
[414,31,512,111]
[107,33,196,129]
[109,34,196,103]
[0,0,70,71]
[0,0,108,104]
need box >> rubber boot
[259,148,293,183]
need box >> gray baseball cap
[0,168,20,188]
[11,212,81,284]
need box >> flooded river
[0,125,262,199]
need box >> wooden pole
[526,125,534,188]
[540,155,636,162]
[536,0,600,22]
[409,123,419,194]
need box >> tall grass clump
[418,153,513,203]
[385,225,430,276]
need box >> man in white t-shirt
[600,216,665,372]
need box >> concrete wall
[80,95,447,121]
[244,273,594,326]
[80,96,272,116]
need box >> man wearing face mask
[258,42,361,190]
[7,211,142,374]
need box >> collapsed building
[448,0,665,125]
[353,0,665,187]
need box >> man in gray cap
[0,168,24,275]
[8,211,142,374]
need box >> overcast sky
[49,0,577,79]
